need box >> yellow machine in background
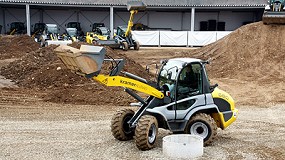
[86,32,109,44]
[263,0,285,24]
[94,1,146,51]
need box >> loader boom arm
[94,74,164,99]
[125,10,138,37]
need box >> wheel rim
[190,122,208,139]
[122,116,132,134]
[148,123,157,144]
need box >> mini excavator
[263,0,285,24]
[55,43,238,151]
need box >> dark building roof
[0,0,267,8]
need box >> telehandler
[96,1,145,51]
[55,44,238,151]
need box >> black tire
[111,109,135,141]
[134,41,140,50]
[185,113,217,146]
[92,40,98,45]
[135,115,158,150]
[40,38,45,47]
[122,42,128,51]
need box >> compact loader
[263,0,285,24]
[55,44,238,151]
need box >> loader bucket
[127,1,146,11]
[262,11,285,24]
[55,45,106,77]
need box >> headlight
[265,5,270,10]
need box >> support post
[110,6,114,39]
[26,4,31,36]
[2,8,6,34]
[190,7,195,32]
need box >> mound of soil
[0,35,40,60]
[188,22,285,84]
[0,40,152,105]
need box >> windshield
[99,27,109,35]
[11,23,25,30]
[158,60,184,87]
[67,30,76,36]
[47,26,58,34]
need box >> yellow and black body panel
[211,88,238,129]
[94,74,164,99]
[86,32,109,44]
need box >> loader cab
[8,22,26,34]
[32,23,45,34]
[158,58,211,108]
[116,26,128,37]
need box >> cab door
[174,63,205,119]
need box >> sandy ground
[1,99,285,160]
[0,47,284,159]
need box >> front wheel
[135,115,158,150]
[111,109,135,141]
[122,42,128,51]
[185,113,217,146]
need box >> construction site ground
[1,22,285,159]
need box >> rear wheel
[134,41,140,50]
[111,109,135,141]
[122,42,128,51]
[185,113,217,146]
[135,115,158,150]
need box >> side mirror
[209,83,218,92]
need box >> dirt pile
[0,35,40,60]
[187,22,285,84]
[0,39,151,105]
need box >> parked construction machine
[62,28,80,42]
[263,0,285,24]
[31,23,46,42]
[7,22,26,35]
[55,44,238,150]
[96,1,145,51]
[39,24,72,47]
[66,22,84,37]
[86,23,111,44]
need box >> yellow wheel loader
[55,44,238,151]
[263,0,285,24]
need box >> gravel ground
[1,101,284,160]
